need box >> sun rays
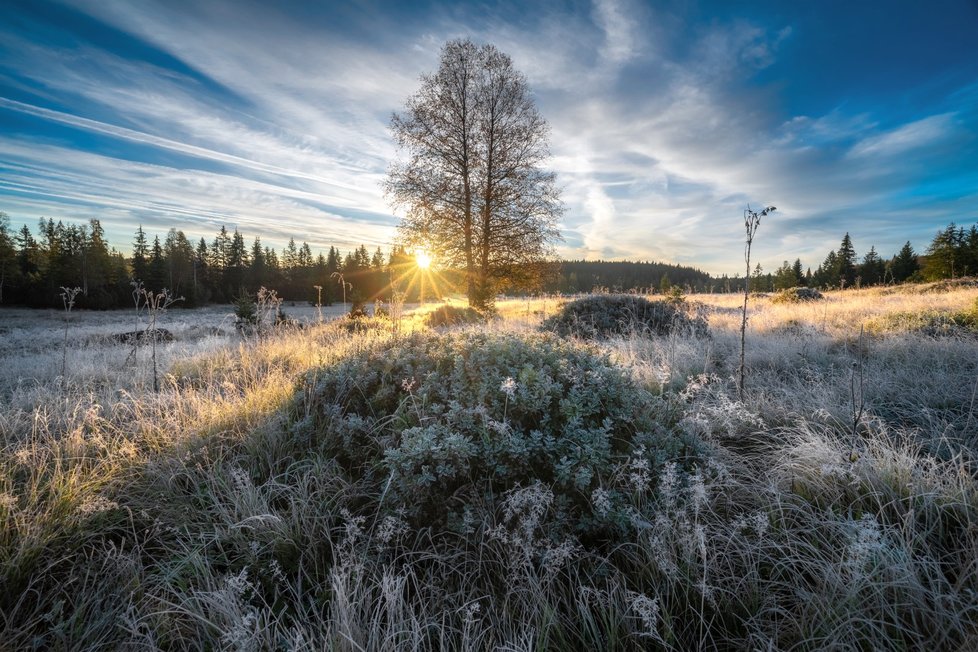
[386,248,445,304]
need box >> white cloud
[849,113,956,158]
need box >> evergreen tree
[148,235,167,291]
[249,237,266,289]
[791,258,805,286]
[773,260,796,290]
[0,212,17,303]
[132,226,149,282]
[923,223,963,280]
[836,233,857,288]
[814,250,838,288]
[859,246,885,286]
[889,241,919,283]
[964,226,978,276]
[164,229,195,301]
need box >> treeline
[0,214,421,309]
[749,221,978,292]
[2,213,976,308]
[543,259,713,294]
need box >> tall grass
[1,289,977,649]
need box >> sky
[1,0,977,276]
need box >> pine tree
[0,212,17,303]
[923,223,963,280]
[773,260,796,290]
[836,233,857,288]
[148,235,166,291]
[889,241,919,283]
[859,246,885,286]
[249,237,266,289]
[792,258,805,286]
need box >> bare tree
[387,39,561,311]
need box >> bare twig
[59,286,81,389]
[738,205,776,401]
[142,288,183,391]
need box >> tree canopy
[386,39,562,310]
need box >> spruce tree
[859,246,885,286]
[890,241,919,282]
[836,233,857,287]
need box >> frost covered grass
[1,287,977,650]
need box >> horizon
[2,0,977,278]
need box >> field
[2,285,977,650]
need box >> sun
[415,249,432,269]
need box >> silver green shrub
[291,331,706,544]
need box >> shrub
[233,292,257,327]
[291,331,705,545]
[541,294,708,339]
[425,304,484,328]
[771,287,824,304]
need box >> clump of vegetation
[347,290,369,318]
[425,304,484,328]
[292,331,705,542]
[771,287,824,304]
[232,291,257,327]
[865,299,978,337]
[542,294,707,339]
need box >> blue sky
[1,0,976,275]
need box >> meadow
[1,284,977,650]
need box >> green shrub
[541,294,708,339]
[291,331,705,544]
[232,292,257,326]
[425,304,484,328]
[771,287,824,304]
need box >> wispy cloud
[849,113,956,158]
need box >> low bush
[425,304,484,328]
[771,287,824,303]
[541,294,707,339]
[291,331,705,544]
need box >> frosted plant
[462,600,481,627]
[377,512,409,545]
[590,487,612,517]
[626,446,651,493]
[658,461,679,509]
[78,495,119,516]
[500,376,517,397]
[541,539,580,577]
[229,466,253,493]
[502,482,552,541]
[487,419,510,436]
[220,609,258,652]
[844,514,884,581]
[733,511,769,538]
[628,591,663,641]
[689,469,708,513]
